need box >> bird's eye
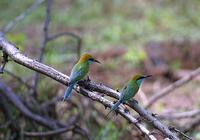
[88,58,94,61]
[137,77,144,80]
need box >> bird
[63,53,100,101]
[106,74,151,117]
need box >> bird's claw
[113,100,117,104]
[132,99,138,104]
[104,105,107,109]
[116,88,119,92]
[124,108,130,113]
[152,113,158,118]
[115,111,119,116]
[101,94,105,97]
[87,76,91,82]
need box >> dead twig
[145,67,200,108]
[159,109,200,120]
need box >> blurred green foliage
[1,0,200,64]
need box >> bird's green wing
[69,62,89,84]
[120,85,128,101]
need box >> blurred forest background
[0,0,200,140]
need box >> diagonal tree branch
[159,109,200,120]
[0,37,179,140]
[0,0,45,35]
[145,67,200,108]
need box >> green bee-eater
[106,74,151,116]
[63,53,100,101]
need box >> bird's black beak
[143,75,152,79]
[93,59,101,64]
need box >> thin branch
[0,0,45,35]
[23,127,73,137]
[183,116,200,133]
[39,0,51,63]
[48,31,82,58]
[73,124,92,140]
[24,124,92,140]
[145,67,200,108]
[23,116,78,137]
[169,127,192,140]
[32,0,52,98]
[159,109,200,120]
[4,69,33,89]
[0,38,179,140]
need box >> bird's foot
[62,98,66,102]
[101,94,105,97]
[87,76,91,82]
[115,111,119,116]
[136,116,142,123]
[62,96,70,102]
[132,99,138,104]
[104,105,108,109]
[124,107,130,114]
[113,100,117,104]
[152,113,158,118]
[116,88,120,92]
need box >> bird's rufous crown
[79,53,93,62]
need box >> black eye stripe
[137,77,144,80]
[88,58,94,61]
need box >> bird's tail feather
[106,100,122,117]
[63,84,74,101]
